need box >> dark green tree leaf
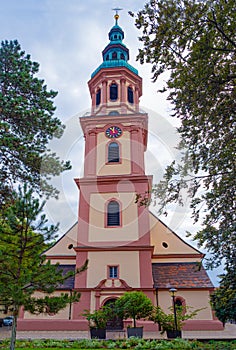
[132,0,235,322]
[0,40,71,205]
[0,185,88,350]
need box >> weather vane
[112,7,123,24]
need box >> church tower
[20,11,222,335]
[73,11,155,326]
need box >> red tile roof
[152,263,214,289]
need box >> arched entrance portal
[104,298,123,330]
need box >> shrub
[115,291,153,328]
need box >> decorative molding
[94,278,132,291]
[74,245,154,252]
[157,286,215,291]
[152,253,205,259]
[75,174,153,187]
[46,255,76,260]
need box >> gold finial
[112,7,123,24]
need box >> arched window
[106,54,109,61]
[174,297,186,314]
[175,299,182,307]
[108,142,119,163]
[175,298,185,307]
[107,200,120,226]
[128,86,134,104]
[112,52,117,60]
[110,83,118,101]
[120,53,125,60]
[96,89,101,106]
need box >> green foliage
[131,0,236,315]
[82,306,110,329]
[0,185,88,350]
[24,292,81,315]
[151,305,203,333]
[0,338,236,349]
[0,40,71,205]
[211,286,236,325]
[211,267,236,326]
[114,291,153,328]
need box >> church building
[18,13,222,334]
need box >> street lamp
[169,287,178,336]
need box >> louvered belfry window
[110,83,118,101]
[108,142,119,163]
[107,200,120,226]
[127,86,134,103]
[96,89,101,106]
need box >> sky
[0,0,223,284]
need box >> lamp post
[169,287,178,336]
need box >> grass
[0,339,236,350]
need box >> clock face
[105,126,122,138]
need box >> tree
[131,1,235,283]
[0,40,71,206]
[211,287,236,326]
[115,291,153,328]
[210,268,236,325]
[0,185,88,350]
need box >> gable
[149,212,203,262]
[46,222,77,260]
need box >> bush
[82,306,110,329]
[0,338,236,349]
[151,305,204,333]
[115,291,153,328]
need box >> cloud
[1,1,222,284]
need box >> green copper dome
[91,14,139,78]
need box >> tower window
[106,54,109,61]
[108,142,119,163]
[96,89,101,106]
[109,266,118,279]
[120,53,125,60]
[128,87,134,104]
[110,83,118,101]
[107,200,120,226]
[112,52,117,60]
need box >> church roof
[152,262,214,289]
[56,265,75,290]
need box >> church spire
[91,10,139,78]
[112,7,123,25]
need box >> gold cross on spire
[112,7,123,24]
